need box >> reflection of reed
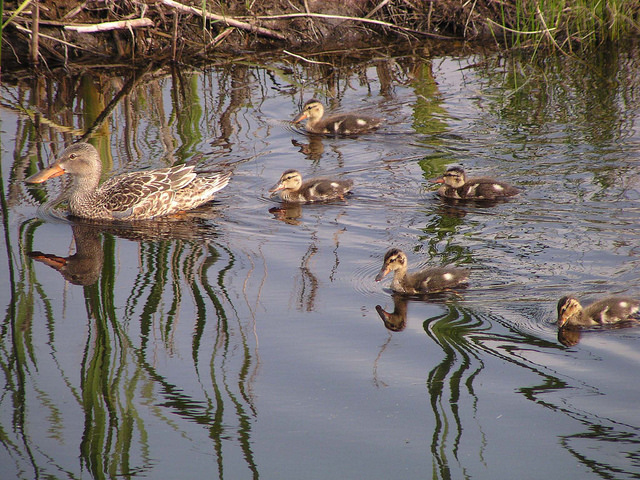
[10,218,260,478]
[423,304,488,479]
[296,241,319,312]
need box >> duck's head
[269,169,302,194]
[293,99,324,123]
[432,166,466,188]
[26,143,100,183]
[557,296,582,328]
[375,248,408,281]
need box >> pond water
[1,44,640,479]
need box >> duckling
[269,169,353,203]
[292,99,381,135]
[556,295,640,329]
[432,166,519,201]
[375,248,469,295]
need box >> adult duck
[26,143,231,220]
[375,248,469,295]
[556,295,639,329]
[432,166,519,201]
[269,169,353,203]
[292,99,381,135]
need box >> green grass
[492,0,640,52]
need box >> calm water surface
[1,46,640,479]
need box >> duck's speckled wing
[307,179,353,199]
[97,164,196,219]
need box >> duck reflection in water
[375,294,409,332]
[28,223,104,286]
[268,203,303,225]
[291,137,324,162]
[375,292,466,332]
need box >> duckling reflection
[375,292,466,332]
[28,223,103,286]
[268,203,303,225]
[375,294,409,332]
[291,137,324,161]
[557,328,582,347]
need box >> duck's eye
[69,153,77,159]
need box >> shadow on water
[6,217,260,479]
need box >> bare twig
[159,0,286,41]
[65,18,154,33]
[283,50,333,65]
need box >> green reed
[495,0,640,52]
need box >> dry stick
[283,50,333,66]
[365,0,391,19]
[30,0,40,65]
[172,12,179,61]
[253,12,456,40]
[159,0,286,41]
[65,18,154,33]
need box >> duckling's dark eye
[69,153,77,159]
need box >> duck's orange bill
[27,252,67,270]
[430,176,445,184]
[292,112,308,123]
[375,267,390,282]
[25,164,65,184]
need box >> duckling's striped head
[269,169,302,193]
[440,166,466,188]
[376,248,408,281]
[557,296,582,327]
[293,99,324,123]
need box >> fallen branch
[65,18,154,33]
[159,0,286,41]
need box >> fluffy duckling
[556,295,640,329]
[432,166,519,201]
[269,169,353,203]
[25,143,231,220]
[293,99,381,135]
[375,248,469,295]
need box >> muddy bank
[0,0,498,75]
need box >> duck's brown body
[26,143,231,220]
[269,169,353,203]
[293,99,381,135]
[375,248,468,295]
[556,296,640,329]
[433,166,519,200]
